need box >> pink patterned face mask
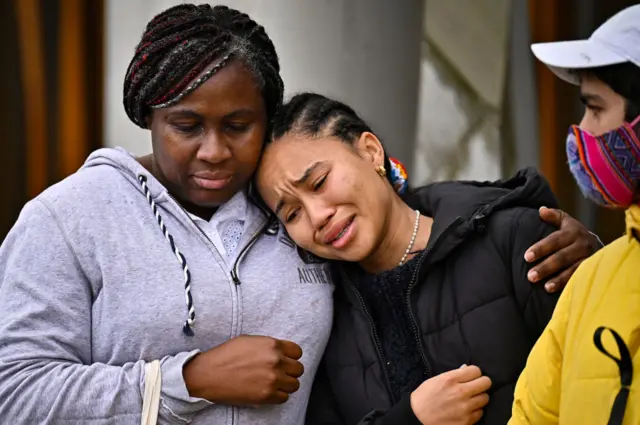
[566,116,640,208]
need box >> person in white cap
[510,5,640,425]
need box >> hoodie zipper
[228,219,270,425]
[165,194,270,425]
[342,270,396,402]
[230,219,271,284]
[165,193,269,282]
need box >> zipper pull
[230,270,241,285]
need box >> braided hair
[123,4,284,129]
[269,93,395,185]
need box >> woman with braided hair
[0,4,334,424]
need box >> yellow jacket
[510,205,640,425]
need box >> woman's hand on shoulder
[183,334,304,406]
[523,207,601,293]
[410,365,491,425]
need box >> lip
[322,215,356,249]
[192,174,232,190]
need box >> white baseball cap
[531,5,640,85]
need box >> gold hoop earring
[376,165,386,178]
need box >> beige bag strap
[141,360,162,425]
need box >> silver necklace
[398,209,421,267]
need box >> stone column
[104,0,423,169]
[413,0,511,183]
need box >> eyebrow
[224,108,257,119]
[274,161,325,216]
[165,109,201,120]
[166,108,256,121]
[580,93,605,104]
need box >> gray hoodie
[0,148,335,425]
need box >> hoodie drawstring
[138,174,195,336]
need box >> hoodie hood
[405,168,559,264]
[81,147,166,200]
[83,147,270,216]
[81,147,202,334]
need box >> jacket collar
[402,168,559,266]
[337,168,560,309]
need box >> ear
[354,132,385,168]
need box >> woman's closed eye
[283,173,328,223]
[580,96,603,117]
[313,175,327,191]
[224,121,251,133]
[586,104,602,115]
[285,207,300,223]
[171,122,202,135]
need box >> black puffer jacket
[306,168,562,425]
